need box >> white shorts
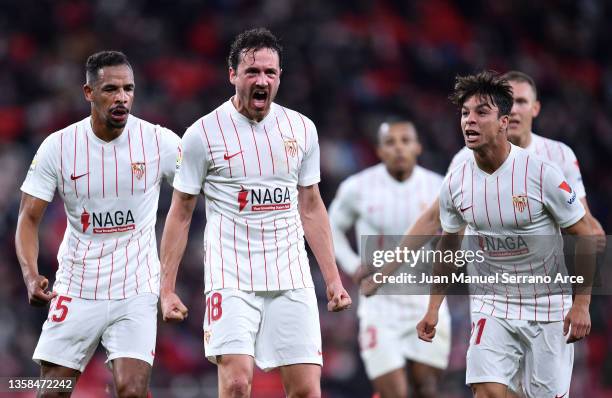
[466,312,573,398]
[203,288,322,371]
[33,293,158,372]
[358,295,451,380]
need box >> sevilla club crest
[512,194,528,213]
[284,139,298,158]
[131,162,145,180]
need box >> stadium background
[1,0,611,396]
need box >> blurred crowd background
[1,0,611,397]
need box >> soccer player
[361,70,604,295]
[158,28,351,398]
[15,51,180,397]
[329,121,451,398]
[416,71,593,398]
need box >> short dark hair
[86,51,132,84]
[449,70,513,117]
[228,28,283,71]
[502,70,538,99]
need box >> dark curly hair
[449,70,513,116]
[228,28,283,70]
[86,51,132,84]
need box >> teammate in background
[362,70,605,295]
[159,28,351,398]
[416,71,593,397]
[16,51,180,397]
[329,121,450,398]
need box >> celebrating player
[16,51,180,397]
[159,28,351,398]
[416,71,593,397]
[329,121,451,398]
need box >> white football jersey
[21,115,180,300]
[173,100,320,292]
[448,133,586,198]
[440,144,585,321]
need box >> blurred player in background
[159,28,351,398]
[362,70,604,296]
[15,51,180,397]
[416,71,593,398]
[329,121,450,398]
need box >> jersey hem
[20,186,53,203]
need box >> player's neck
[386,165,414,182]
[90,115,124,142]
[473,141,511,174]
[514,131,532,148]
[231,96,269,123]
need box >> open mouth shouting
[464,129,481,144]
[251,89,268,110]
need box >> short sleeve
[446,147,472,176]
[298,117,321,187]
[439,174,466,233]
[20,135,58,202]
[329,177,359,233]
[157,127,181,185]
[173,123,209,195]
[558,144,586,199]
[541,162,585,228]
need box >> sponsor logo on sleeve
[558,181,576,204]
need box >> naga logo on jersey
[512,194,528,213]
[284,138,298,157]
[237,187,291,212]
[131,162,146,180]
[478,235,529,257]
[558,181,576,204]
[81,208,136,233]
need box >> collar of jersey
[85,115,131,146]
[471,142,518,179]
[225,98,276,127]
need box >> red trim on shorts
[273,218,281,289]
[94,242,104,299]
[233,218,240,289]
[284,218,295,289]
[79,240,91,298]
[216,110,232,178]
[139,123,148,192]
[245,220,254,290]
[275,117,290,173]
[263,124,275,174]
[261,220,269,290]
[200,120,216,168]
[229,114,247,176]
[524,155,532,222]
[249,125,262,176]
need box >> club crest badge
[512,194,528,213]
[131,162,145,180]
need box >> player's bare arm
[159,189,198,322]
[579,197,606,253]
[562,216,595,343]
[416,231,462,342]
[15,193,57,306]
[298,184,352,312]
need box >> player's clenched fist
[161,291,189,322]
[416,310,438,342]
[25,274,57,307]
[326,281,352,312]
[564,302,591,343]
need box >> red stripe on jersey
[233,218,240,289]
[496,176,504,227]
[541,259,552,321]
[123,234,133,299]
[275,117,290,173]
[273,219,281,289]
[539,163,544,203]
[293,215,306,288]
[460,163,466,206]
[219,214,225,288]
[488,263,496,316]
[261,220,269,290]
[558,143,565,162]
[524,155,533,222]
[200,120,216,168]
[543,139,552,160]
[67,237,81,295]
[284,218,295,289]
[140,123,148,192]
[554,254,565,319]
[470,165,477,227]
[135,236,142,294]
[114,146,119,197]
[73,126,79,198]
[511,158,518,227]
[128,129,134,195]
[102,147,105,198]
[245,220,254,290]
[86,132,90,199]
[281,107,300,163]
[229,114,247,176]
[108,239,118,299]
[529,262,537,321]
[298,113,308,150]
[94,242,104,299]
[79,241,92,298]
[216,111,233,178]
[206,236,213,291]
[484,178,492,227]
[263,124,275,173]
[447,171,453,202]
[249,125,262,176]
[513,264,522,320]
[154,128,160,183]
[60,132,65,194]
[146,229,153,292]
[503,270,509,318]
